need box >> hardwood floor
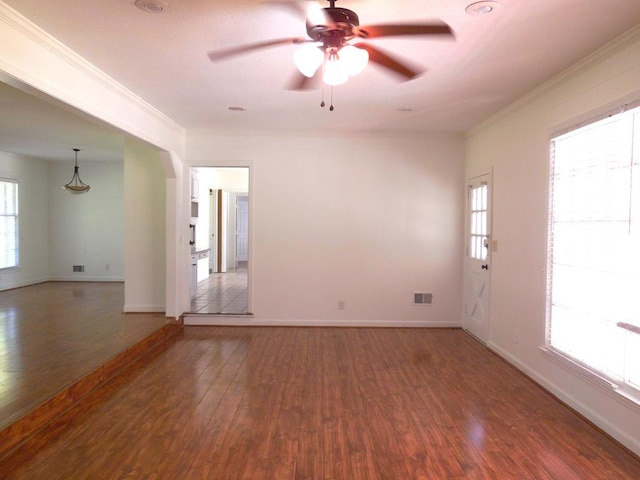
[0,282,167,431]
[1,327,638,479]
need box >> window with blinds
[0,179,18,269]
[547,103,640,399]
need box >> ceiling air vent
[413,292,433,305]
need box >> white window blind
[0,179,18,269]
[548,103,640,397]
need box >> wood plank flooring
[1,326,639,479]
[0,282,167,431]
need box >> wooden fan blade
[355,23,454,39]
[208,38,310,61]
[287,69,320,91]
[354,43,424,80]
[264,1,337,29]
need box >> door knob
[481,264,489,270]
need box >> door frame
[463,170,493,343]
[189,166,252,314]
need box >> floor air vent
[73,265,85,273]
[413,292,433,305]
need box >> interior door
[236,195,249,263]
[464,173,492,343]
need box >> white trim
[123,305,166,313]
[0,276,48,292]
[539,347,618,391]
[486,340,640,456]
[468,24,640,137]
[49,276,125,282]
[0,3,186,152]
[183,315,461,328]
[0,277,124,291]
[540,346,640,410]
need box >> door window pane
[470,184,488,261]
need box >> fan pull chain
[319,85,334,111]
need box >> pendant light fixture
[62,148,91,193]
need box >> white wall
[0,151,49,289]
[1,2,187,316]
[465,27,640,455]
[0,151,126,290]
[48,160,124,281]
[187,133,465,326]
[123,138,166,312]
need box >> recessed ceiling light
[465,1,498,16]
[228,106,246,112]
[135,0,168,14]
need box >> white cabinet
[190,249,210,298]
[196,249,209,282]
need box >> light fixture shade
[62,148,91,194]
[294,44,323,78]
[323,50,349,86]
[340,45,369,76]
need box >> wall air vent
[413,292,433,305]
[73,265,85,273]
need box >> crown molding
[0,2,186,142]
[468,23,640,136]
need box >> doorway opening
[189,167,250,314]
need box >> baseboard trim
[123,305,166,313]
[50,277,125,282]
[487,341,640,458]
[0,278,124,292]
[0,278,49,292]
[183,315,461,328]
[0,321,182,462]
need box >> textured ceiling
[2,0,640,160]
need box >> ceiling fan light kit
[323,49,349,86]
[208,0,455,108]
[294,44,324,77]
[336,45,369,76]
[294,43,369,86]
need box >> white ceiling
[2,0,640,160]
[0,82,124,162]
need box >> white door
[236,195,249,262]
[209,188,217,273]
[464,173,492,343]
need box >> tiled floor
[189,263,248,314]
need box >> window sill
[539,346,640,411]
[0,265,20,272]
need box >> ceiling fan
[208,0,455,91]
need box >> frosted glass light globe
[294,44,323,78]
[340,45,369,76]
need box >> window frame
[0,178,19,270]
[545,99,640,406]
